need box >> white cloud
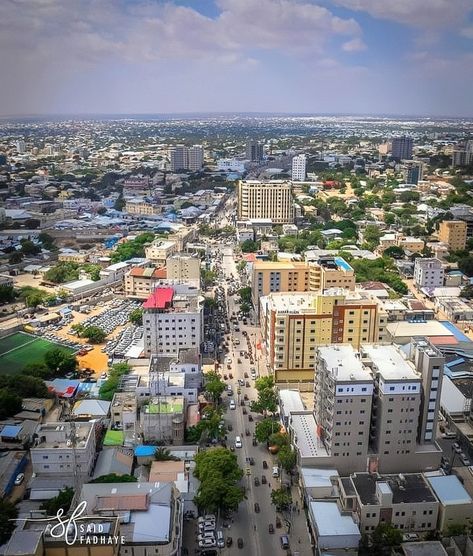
[331,0,473,27]
[342,37,366,52]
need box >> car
[223,374,228,380]
[235,436,242,449]
[244,372,249,378]
[254,503,260,513]
[237,538,244,549]
[251,371,257,380]
[199,523,216,533]
[280,535,290,549]
[272,466,280,478]
[248,414,253,422]
[226,358,232,364]
[269,523,274,534]
[228,423,233,431]
[453,442,461,452]
[262,460,268,469]
[199,514,216,522]
[261,475,267,484]
[198,532,216,541]
[254,477,260,486]
[199,539,216,548]
[249,457,255,466]
[229,400,236,410]
[402,533,419,541]
[14,473,24,486]
[226,537,233,547]
[216,530,225,548]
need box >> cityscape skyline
[1,0,473,117]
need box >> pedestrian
[298,508,300,515]
[269,482,271,488]
[298,538,301,544]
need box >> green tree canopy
[240,239,259,253]
[40,487,74,516]
[0,389,22,420]
[271,487,292,511]
[254,418,279,443]
[277,445,297,474]
[44,262,80,284]
[0,499,18,545]
[203,371,226,403]
[99,363,131,401]
[372,523,403,548]
[0,285,16,304]
[250,376,278,415]
[90,474,137,483]
[44,348,77,375]
[155,448,180,461]
[83,326,107,344]
[129,308,143,325]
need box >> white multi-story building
[143,287,204,356]
[217,158,246,173]
[292,154,307,181]
[414,258,444,290]
[188,145,204,172]
[31,422,96,477]
[169,145,204,172]
[237,179,294,224]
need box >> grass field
[0,332,73,375]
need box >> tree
[25,292,44,308]
[268,432,290,450]
[44,262,79,284]
[383,246,405,259]
[194,447,244,513]
[83,325,107,344]
[38,232,56,250]
[20,239,41,255]
[204,371,226,403]
[254,418,279,443]
[201,269,217,289]
[155,448,180,461]
[446,523,467,536]
[399,190,420,203]
[278,445,297,474]
[271,487,292,511]
[240,239,259,253]
[129,308,143,325]
[110,233,154,263]
[8,251,23,264]
[44,348,77,375]
[363,225,381,249]
[458,256,473,277]
[461,285,473,300]
[0,285,16,304]
[40,487,74,516]
[0,499,18,545]
[372,523,403,548]
[238,287,252,304]
[22,362,51,379]
[91,474,137,483]
[250,376,278,415]
[0,389,22,420]
[81,264,101,281]
[99,363,131,401]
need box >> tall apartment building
[145,239,179,264]
[246,140,264,162]
[124,266,167,299]
[250,257,355,309]
[391,136,413,161]
[260,290,387,382]
[169,144,204,172]
[166,253,201,285]
[438,220,467,252]
[142,287,203,356]
[402,160,423,185]
[292,154,307,181]
[237,180,294,224]
[16,140,26,154]
[413,258,444,290]
[188,145,204,171]
[452,141,473,167]
[303,340,444,474]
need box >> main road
[216,243,309,555]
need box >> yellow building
[237,179,294,224]
[58,251,88,263]
[251,257,355,308]
[439,220,467,252]
[260,290,387,383]
[144,239,179,264]
[125,200,162,216]
[124,266,167,299]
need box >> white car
[229,400,236,410]
[198,532,215,541]
[199,523,215,532]
[14,473,25,486]
[226,357,232,364]
[198,538,216,548]
[235,436,242,449]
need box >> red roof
[143,287,174,309]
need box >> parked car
[280,535,290,549]
[254,503,260,513]
[254,477,260,486]
[261,475,267,484]
[226,537,233,547]
[14,473,24,486]
[262,460,268,469]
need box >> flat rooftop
[309,500,360,540]
[318,345,372,383]
[350,473,436,506]
[279,389,305,415]
[427,475,472,506]
[362,344,420,381]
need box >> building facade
[237,180,294,224]
[166,253,201,285]
[124,266,167,299]
[392,136,413,161]
[438,220,467,252]
[414,258,444,290]
[246,140,264,162]
[292,154,307,181]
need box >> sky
[1,0,473,117]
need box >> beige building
[166,253,201,285]
[378,232,424,253]
[58,250,88,263]
[251,256,355,309]
[339,473,439,535]
[124,266,167,299]
[426,475,473,532]
[438,220,467,252]
[260,290,387,382]
[125,199,162,216]
[145,239,179,264]
[237,179,294,224]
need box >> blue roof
[446,358,465,368]
[0,425,22,438]
[135,445,156,457]
[427,475,472,505]
[440,321,471,342]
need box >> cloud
[331,0,473,28]
[342,37,366,52]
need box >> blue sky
[1,0,472,116]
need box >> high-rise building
[291,154,307,181]
[306,339,444,474]
[166,253,201,285]
[260,289,387,382]
[169,145,188,171]
[237,179,294,224]
[402,161,423,185]
[188,145,204,172]
[16,140,26,154]
[438,220,467,252]
[246,140,264,162]
[413,258,444,290]
[142,287,204,356]
[250,257,355,309]
[169,144,204,172]
[391,136,413,161]
[452,140,473,167]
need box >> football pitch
[0,332,73,375]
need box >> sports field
[0,332,73,375]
